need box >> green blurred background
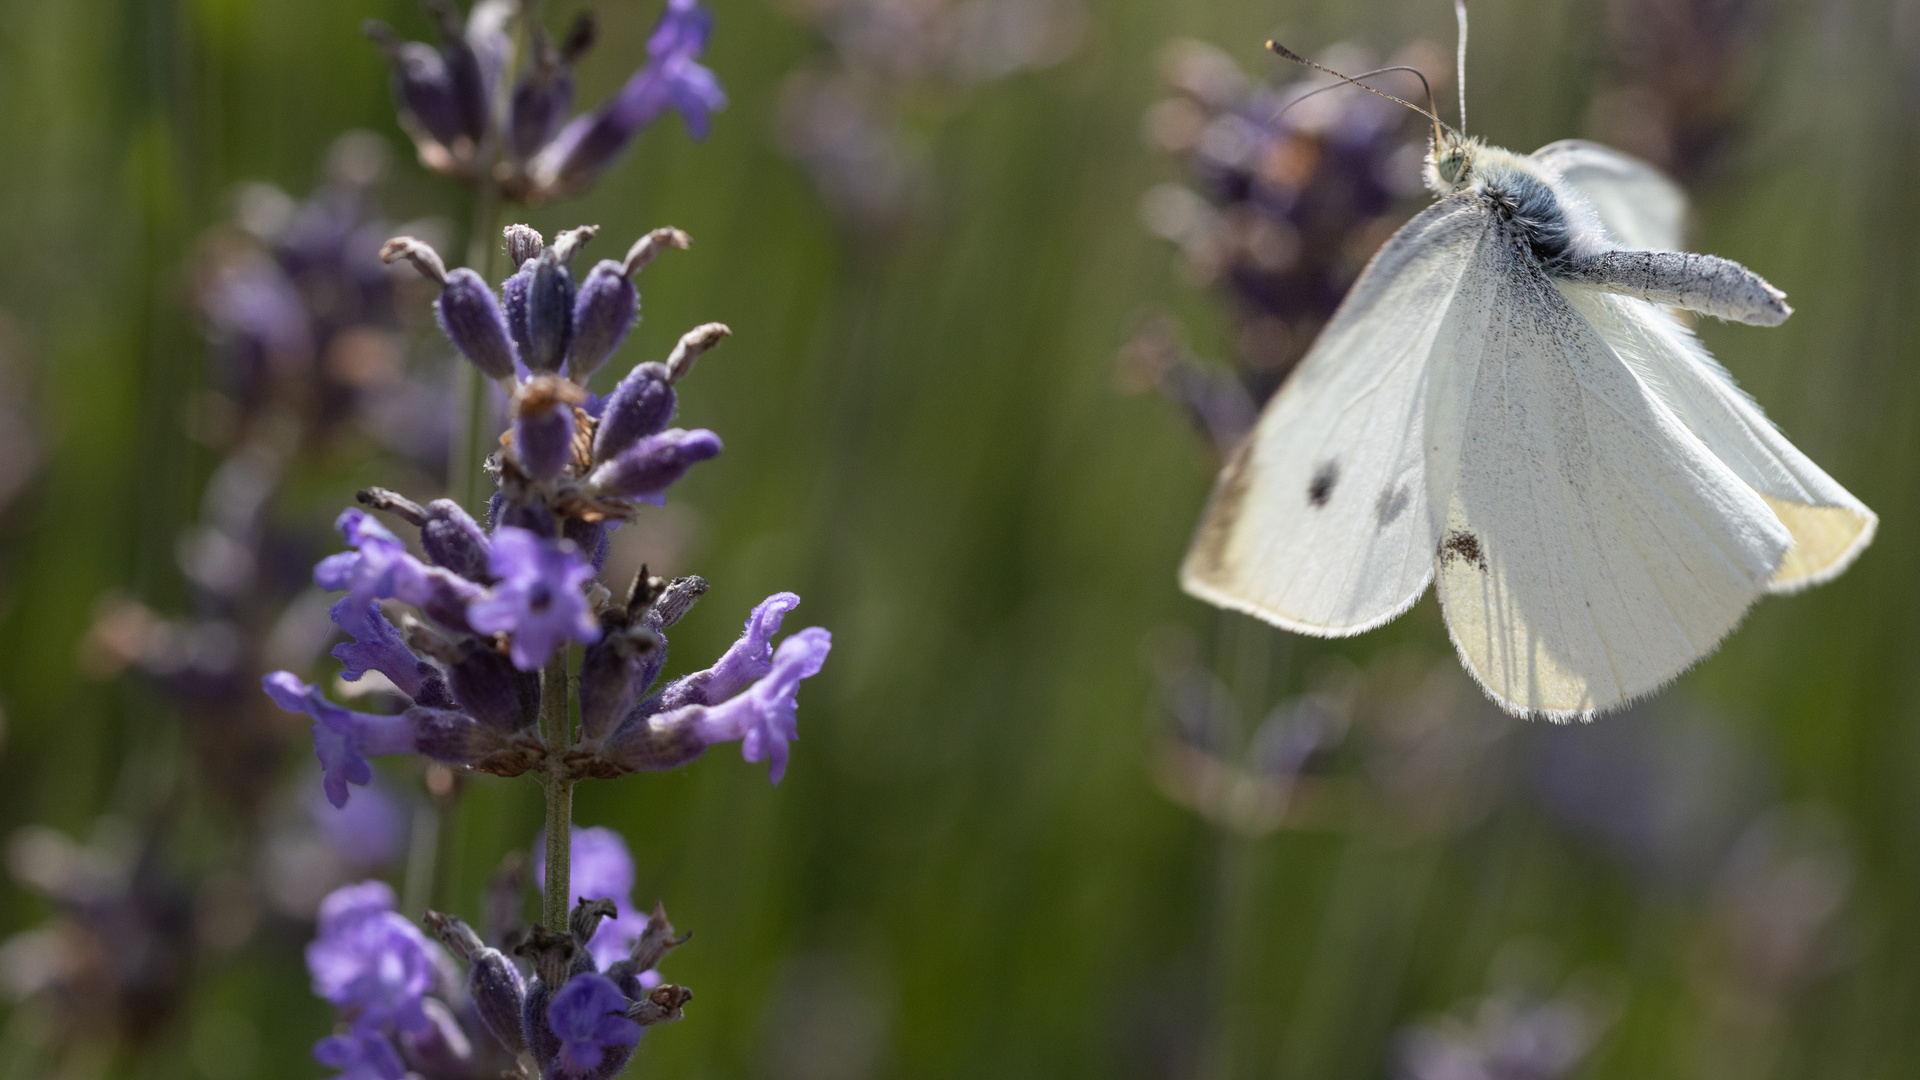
[0,0,1914,1076]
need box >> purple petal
[662,592,798,709]
[547,973,641,1076]
[692,627,831,784]
[469,527,601,671]
[330,598,428,698]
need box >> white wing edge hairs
[1179,8,1875,720]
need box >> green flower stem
[540,649,574,931]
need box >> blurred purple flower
[314,1030,408,1080]
[468,527,602,670]
[308,779,409,868]
[532,826,659,974]
[528,0,727,199]
[306,880,440,1034]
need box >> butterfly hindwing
[1427,230,1792,717]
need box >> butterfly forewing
[1181,197,1490,635]
[1428,234,1791,717]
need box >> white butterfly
[1180,41,1875,720]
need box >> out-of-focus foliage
[0,0,1912,1078]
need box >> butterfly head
[1426,132,1481,195]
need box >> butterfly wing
[1180,196,1490,635]
[1562,289,1876,591]
[1426,228,1792,718]
[1532,139,1688,251]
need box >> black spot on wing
[1438,529,1487,571]
[1374,484,1409,528]
[1308,461,1339,508]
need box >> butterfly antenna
[1272,66,1437,127]
[1455,0,1469,133]
[1265,40,1455,144]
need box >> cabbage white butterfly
[1180,11,1875,719]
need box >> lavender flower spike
[586,427,721,504]
[468,527,602,670]
[547,974,642,1077]
[694,627,832,783]
[528,0,726,198]
[264,672,416,807]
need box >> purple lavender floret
[468,527,603,670]
[264,672,415,808]
[530,0,726,197]
[330,598,430,698]
[314,1030,408,1080]
[306,880,440,1034]
[663,592,799,709]
[315,509,420,603]
[587,427,722,504]
[604,595,831,783]
[547,973,643,1077]
[692,628,831,784]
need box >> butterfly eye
[1437,151,1468,184]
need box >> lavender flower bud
[568,261,639,382]
[664,322,730,382]
[577,620,665,742]
[425,910,528,1055]
[424,0,489,143]
[435,267,518,380]
[419,499,492,582]
[563,517,611,573]
[511,68,575,161]
[505,224,546,267]
[585,428,721,502]
[503,258,537,364]
[365,24,467,148]
[526,251,576,374]
[591,362,675,465]
[522,977,561,1069]
[512,376,585,480]
[449,641,539,733]
[408,706,508,770]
